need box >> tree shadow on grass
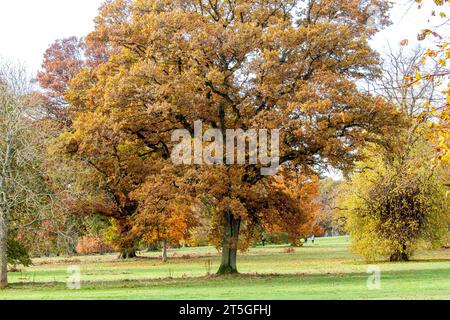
[4,267,449,293]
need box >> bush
[76,236,113,255]
[263,232,290,245]
[7,238,32,267]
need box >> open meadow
[1,237,448,300]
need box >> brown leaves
[53,0,402,252]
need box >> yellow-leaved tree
[339,141,449,262]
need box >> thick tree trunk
[217,212,241,275]
[390,245,409,262]
[390,251,409,262]
[162,240,168,262]
[0,214,8,288]
[116,218,137,259]
[118,248,137,259]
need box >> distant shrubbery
[7,238,32,268]
[262,232,290,245]
[76,236,113,255]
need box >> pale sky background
[0,0,444,75]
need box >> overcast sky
[0,0,103,73]
[0,0,441,75]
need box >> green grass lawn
[1,237,449,300]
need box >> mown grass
[1,237,449,300]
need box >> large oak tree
[59,0,402,273]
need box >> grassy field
[0,236,448,300]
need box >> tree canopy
[40,0,402,274]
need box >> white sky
[0,0,443,75]
[0,0,104,73]
[371,0,444,52]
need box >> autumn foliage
[3,0,450,294]
[403,0,450,166]
[339,142,449,261]
[76,236,113,255]
[35,0,404,274]
[260,172,323,246]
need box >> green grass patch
[1,237,449,300]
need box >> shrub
[264,232,290,245]
[7,238,32,267]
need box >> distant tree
[38,37,151,259]
[6,239,32,269]
[318,178,344,236]
[132,165,199,262]
[372,46,444,118]
[34,37,117,258]
[36,37,86,129]
[338,22,450,262]
[261,173,322,246]
[36,36,109,130]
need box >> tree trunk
[118,248,137,259]
[162,240,168,262]
[390,245,409,262]
[116,218,137,259]
[65,237,77,256]
[390,251,409,262]
[0,214,8,288]
[217,212,241,275]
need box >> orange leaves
[131,166,199,245]
[418,29,442,41]
[409,0,450,166]
[52,0,404,257]
[426,49,438,57]
[76,236,113,255]
[221,197,248,220]
[260,172,322,243]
